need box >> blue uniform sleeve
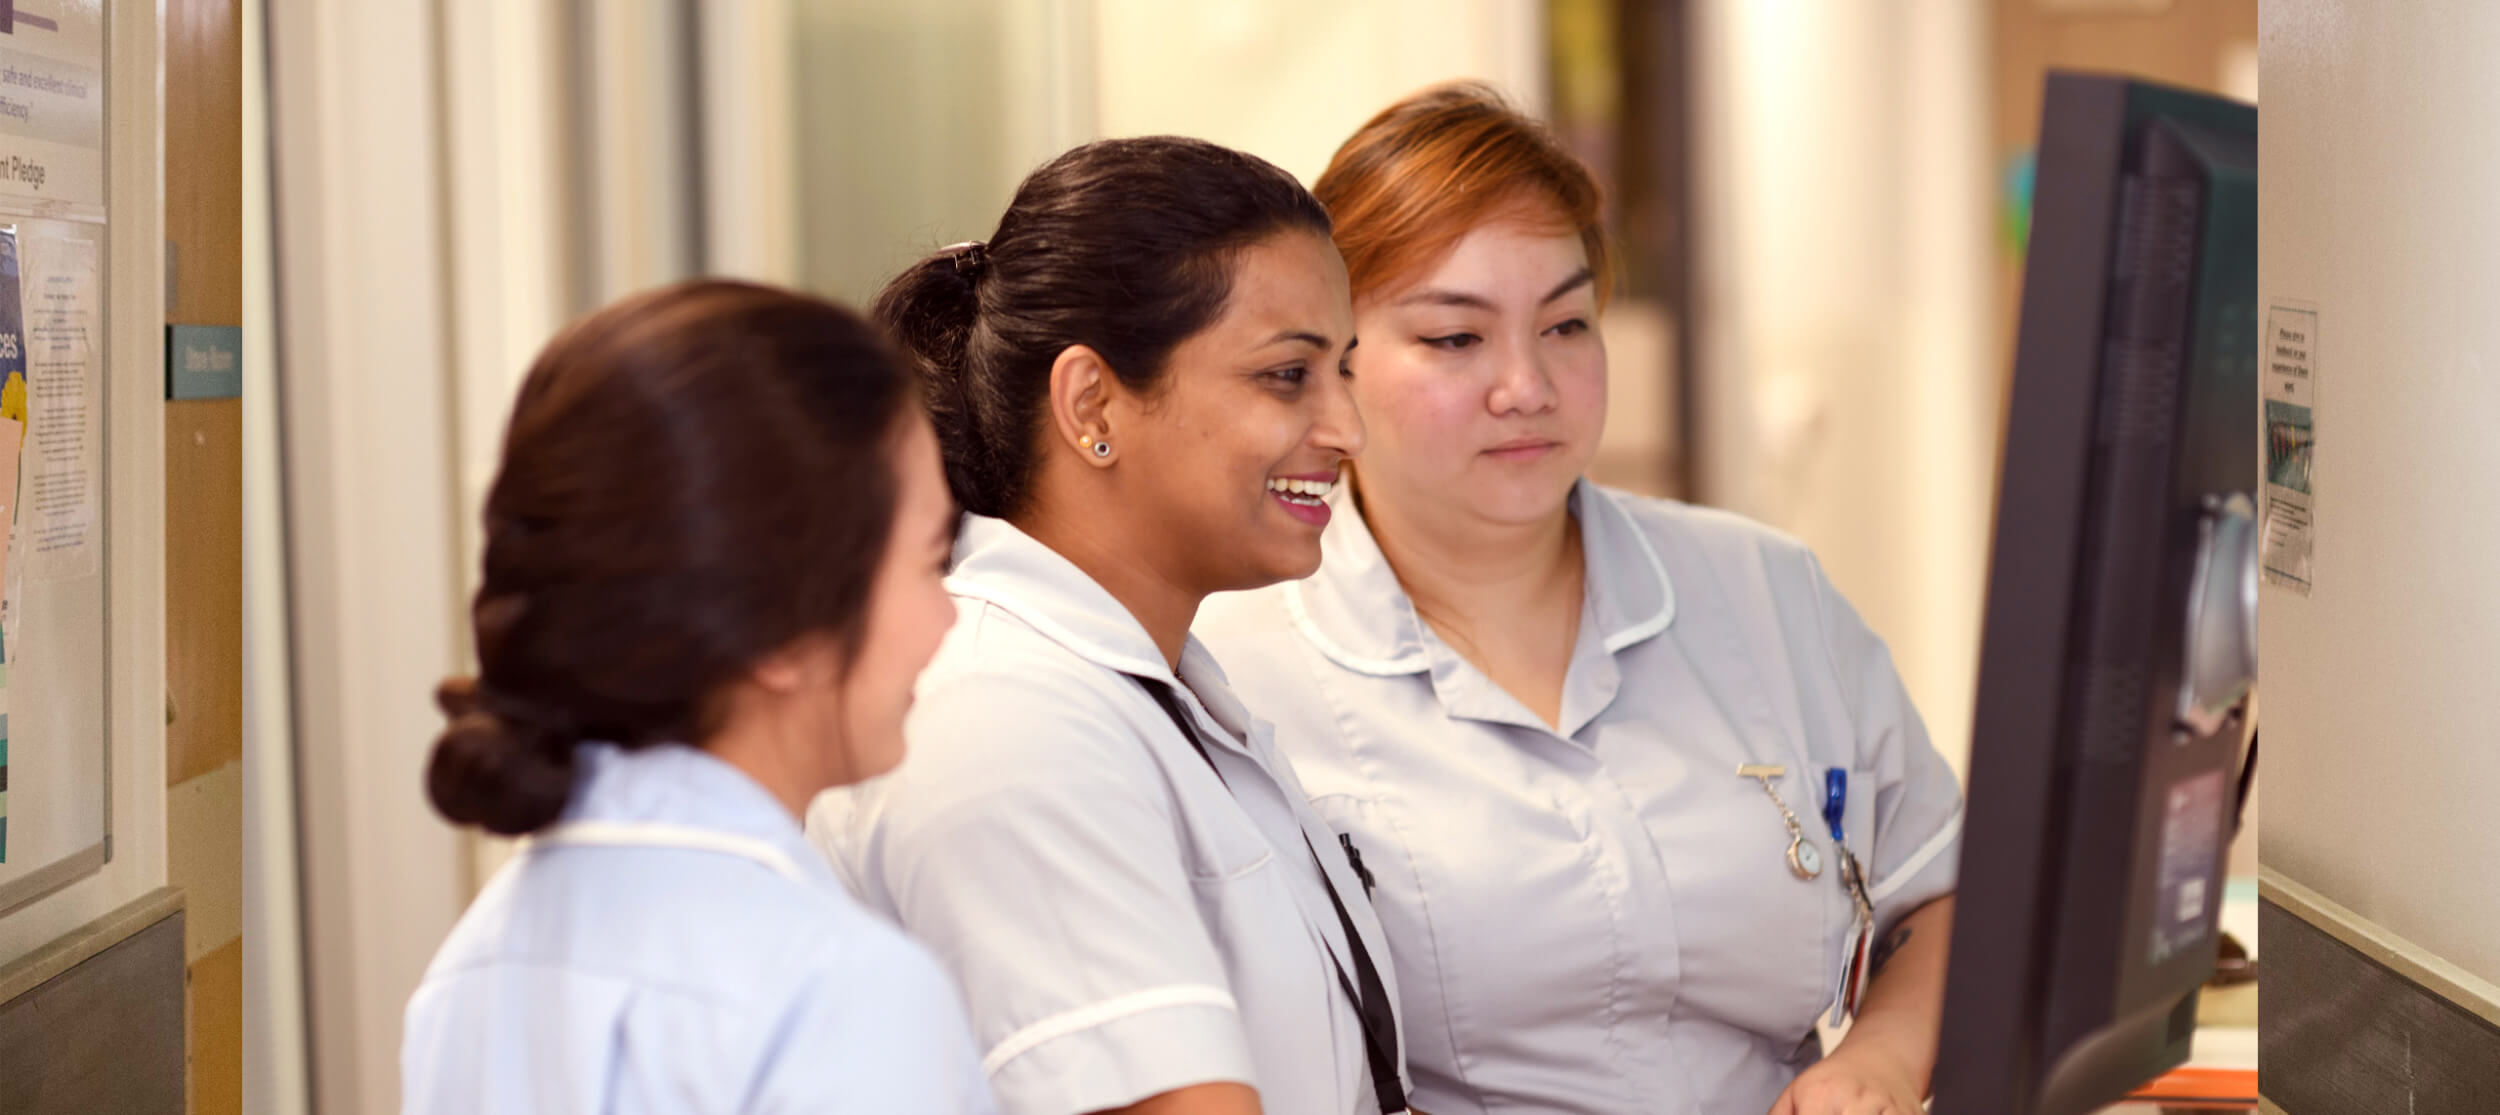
[745,928,1001,1115]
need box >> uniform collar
[564,741,808,847]
[1286,478,1677,677]
[946,513,1190,687]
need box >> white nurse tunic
[808,514,1409,1115]
[1193,480,1965,1115]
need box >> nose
[1487,336,1560,417]
[1311,360,1367,463]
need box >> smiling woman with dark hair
[401,280,995,1113]
[809,137,1412,1115]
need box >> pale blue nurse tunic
[403,741,998,1114]
[1193,480,1965,1115]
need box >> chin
[846,725,909,783]
[1470,480,1575,525]
[1226,540,1323,591]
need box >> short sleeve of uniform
[1807,554,1964,936]
[843,672,1257,1115]
[745,929,999,1114]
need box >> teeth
[1268,476,1334,503]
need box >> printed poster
[17,230,93,581]
[0,1,104,210]
[0,227,21,658]
[2261,302,2316,594]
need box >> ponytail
[872,243,1012,517]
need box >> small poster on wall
[0,226,26,657]
[14,228,93,583]
[2262,300,2317,595]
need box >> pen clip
[1821,768,1848,843]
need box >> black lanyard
[1128,675,1410,1115]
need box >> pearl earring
[1081,434,1111,458]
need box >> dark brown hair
[427,280,916,835]
[873,136,1332,519]
[1316,82,1611,307]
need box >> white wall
[267,3,473,1111]
[1691,0,1992,775]
[2259,0,2500,983]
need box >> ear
[749,633,843,694]
[1046,344,1118,467]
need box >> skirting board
[2259,867,2500,1113]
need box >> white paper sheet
[2262,301,2317,594]
[18,233,95,582]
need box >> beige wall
[2259,0,2500,984]
[1690,0,1991,777]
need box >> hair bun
[425,675,579,836]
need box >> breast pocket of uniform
[1176,796,1278,885]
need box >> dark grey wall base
[0,892,188,1114]
[2260,897,2500,1114]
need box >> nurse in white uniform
[809,138,1411,1115]
[1194,86,1964,1115]
[403,282,995,1114]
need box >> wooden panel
[187,936,242,1115]
[166,0,242,326]
[1988,0,2259,374]
[164,399,242,784]
[2260,898,2500,1114]
[0,908,187,1113]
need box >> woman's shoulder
[1589,483,1829,594]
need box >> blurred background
[249,1,2256,1111]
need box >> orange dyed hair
[1315,82,1611,308]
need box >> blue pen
[1821,768,1848,843]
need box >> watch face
[1793,840,1823,878]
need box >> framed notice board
[0,0,128,917]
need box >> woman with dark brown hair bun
[401,280,997,1113]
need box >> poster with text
[0,227,23,653]
[0,1,102,211]
[2263,302,2317,594]
[17,231,93,581]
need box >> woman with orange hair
[1196,84,1962,1115]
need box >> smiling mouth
[1266,474,1336,507]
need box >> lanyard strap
[1128,676,1409,1115]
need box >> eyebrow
[1265,329,1334,350]
[1396,266,1598,311]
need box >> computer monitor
[1930,73,2257,1115]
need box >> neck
[1356,474,1581,631]
[1013,504,1201,670]
[700,700,835,825]
[701,721,820,823]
